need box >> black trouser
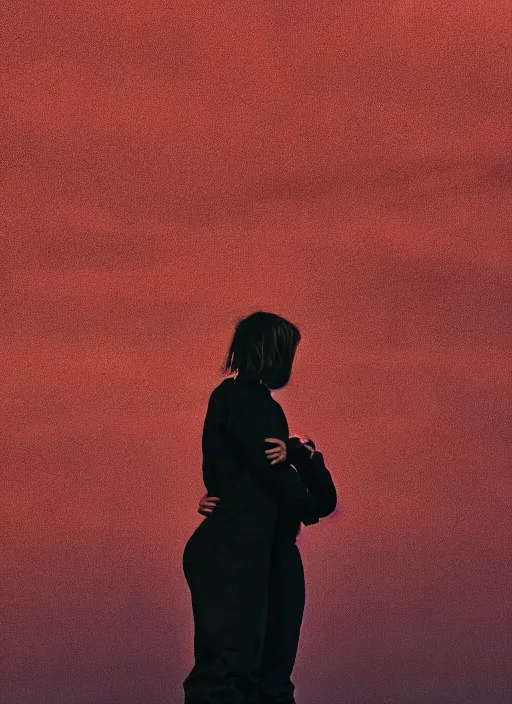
[259,537,305,704]
[183,529,305,704]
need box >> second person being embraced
[198,434,337,520]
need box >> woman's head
[222,311,301,390]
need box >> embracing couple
[182,311,338,704]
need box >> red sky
[2,2,511,702]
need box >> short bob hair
[222,311,301,390]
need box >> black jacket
[201,375,337,541]
[279,438,337,539]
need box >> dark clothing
[258,538,305,704]
[182,376,336,703]
[258,446,337,703]
[277,440,337,541]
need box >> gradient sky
[2,2,511,703]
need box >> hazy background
[2,2,510,703]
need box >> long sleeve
[230,393,320,526]
[289,449,337,519]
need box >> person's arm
[286,438,337,518]
[230,396,320,526]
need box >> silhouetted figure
[182,311,337,704]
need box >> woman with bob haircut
[182,311,337,704]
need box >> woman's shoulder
[210,376,272,404]
[205,378,258,423]
[206,377,286,432]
